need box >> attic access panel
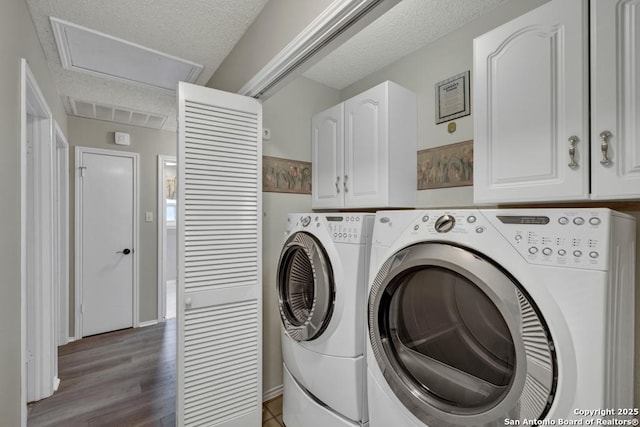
[51,17,203,92]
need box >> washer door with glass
[368,243,557,426]
[277,231,335,342]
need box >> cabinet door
[312,103,344,209]
[473,0,589,204]
[344,84,388,208]
[590,0,640,199]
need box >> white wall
[261,77,340,394]
[0,0,68,423]
[208,0,334,93]
[67,116,177,328]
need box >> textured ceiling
[27,0,513,132]
[26,0,269,131]
[303,0,510,90]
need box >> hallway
[28,321,176,426]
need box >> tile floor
[263,395,285,427]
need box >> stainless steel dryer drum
[277,231,334,342]
[368,242,556,426]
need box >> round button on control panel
[528,247,538,254]
[558,217,569,225]
[542,248,552,256]
[589,217,601,226]
[558,249,567,256]
[573,217,585,226]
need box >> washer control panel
[404,209,612,270]
[287,213,374,244]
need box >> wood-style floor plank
[28,320,176,426]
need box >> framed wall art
[417,140,473,190]
[262,156,312,194]
[435,71,471,124]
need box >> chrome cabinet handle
[335,176,340,194]
[343,175,349,193]
[568,136,579,169]
[599,131,612,166]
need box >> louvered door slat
[186,101,257,121]
[186,144,257,159]
[178,82,262,427]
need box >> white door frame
[157,155,176,321]
[74,146,140,339]
[20,58,57,420]
[54,122,69,347]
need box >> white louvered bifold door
[177,82,262,427]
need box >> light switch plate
[115,132,131,146]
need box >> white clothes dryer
[278,213,375,427]
[366,209,635,427]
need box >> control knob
[435,215,455,233]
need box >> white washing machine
[366,209,635,427]
[278,213,375,427]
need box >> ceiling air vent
[51,17,203,92]
[67,97,168,130]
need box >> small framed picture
[435,71,471,124]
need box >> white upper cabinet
[590,0,640,199]
[473,0,589,204]
[312,81,416,210]
[474,0,640,204]
[312,103,344,209]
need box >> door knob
[116,248,132,255]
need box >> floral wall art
[262,156,312,194]
[417,140,473,190]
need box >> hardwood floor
[28,320,284,426]
[28,320,177,426]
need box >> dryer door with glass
[278,232,335,341]
[368,243,558,426]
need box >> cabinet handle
[335,176,340,194]
[599,130,613,166]
[343,175,349,193]
[567,136,579,169]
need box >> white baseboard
[263,384,283,402]
[53,376,60,392]
[138,320,158,328]
[67,336,76,343]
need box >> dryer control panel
[399,209,618,270]
[485,210,610,270]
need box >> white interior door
[76,147,138,337]
[178,82,262,426]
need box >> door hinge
[79,166,87,177]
